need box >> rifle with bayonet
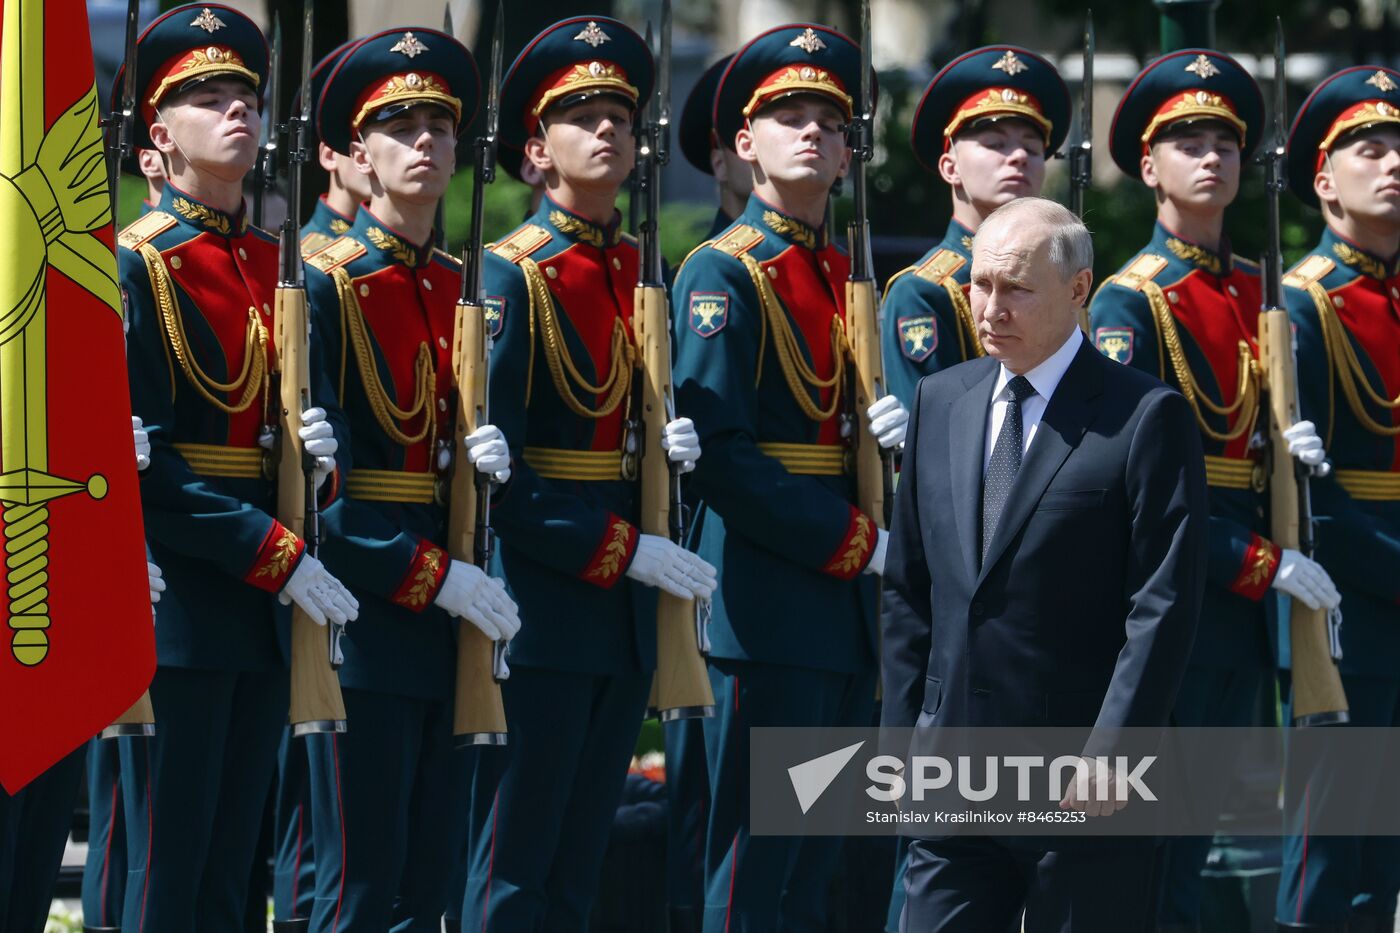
[1256,18,1348,726]
[451,1,510,746]
[102,0,156,740]
[1069,11,1093,333]
[845,0,893,531]
[278,0,348,736]
[253,17,282,230]
[636,2,715,722]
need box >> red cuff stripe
[391,539,450,611]
[581,514,638,589]
[823,507,876,580]
[1230,533,1280,601]
[244,521,305,592]
[319,467,341,508]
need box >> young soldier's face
[737,95,851,192]
[1318,127,1400,229]
[1141,122,1241,212]
[940,119,1047,214]
[150,78,261,181]
[530,97,636,191]
[711,146,755,203]
[354,105,457,205]
[319,142,374,204]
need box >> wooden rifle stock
[449,299,508,745]
[277,286,347,734]
[636,284,714,720]
[102,690,155,738]
[846,278,888,529]
[1259,310,1348,724]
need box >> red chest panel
[537,243,638,451]
[1334,275,1400,469]
[164,232,278,447]
[1168,268,1262,459]
[352,262,457,472]
[761,245,849,445]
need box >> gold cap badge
[190,7,226,33]
[575,21,611,48]
[789,28,827,54]
[390,32,429,59]
[992,50,1028,76]
[1184,54,1220,80]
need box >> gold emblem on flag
[390,32,429,59]
[789,28,827,54]
[1367,70,1398,93]
[992,50,1028,76]
[190,7,227,33]
[1,0,122,666]
[1184,54,1220,79]
[575,21,611,49]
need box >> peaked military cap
[1287,65,1400,208]
[713,23,869,152]
[1109,48,1263,179]
[292,40,359,143]
[115,3,269,149]
[318,27,481,156]
[679,54,735,174]
[909,46,1070,172]
[498,17,655,150]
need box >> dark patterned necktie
[981,375,1036,565]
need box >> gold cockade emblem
[1,0,123,666]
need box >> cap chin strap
[153,108,197,172]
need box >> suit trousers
[901,836,1156,933]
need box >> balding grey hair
[975,197,1093,281]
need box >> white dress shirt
[983,328,1084,472]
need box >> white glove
[133,416,151,471]
[299,408,338,491]
[867,395,909,450]
[1272,549,1341,611]
[277,554,359,626]
[625,534,718,600]
[863,528,889,576]
[433,559,521,641]
[148,560,165,605]
[464,423,512,484]
[661,417,701,474]
[1283,420,1330,476]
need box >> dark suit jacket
[882,336,1208,741]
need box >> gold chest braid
[711,225,847,423]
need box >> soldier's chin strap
[153,108,197,176]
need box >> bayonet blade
[118,0,140,154]
[859,0,873,120]
[443,2,453,35]
[1083,12,1094,147]
[1272,17,1287,151]
[297,1,314,125]
[658,0,671,163]
[486,0,504,145]
[263,17,283,159]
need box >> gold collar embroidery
[1332,241,1391,281]
[366,226,425,266]
[171,195,243,236]
[548,209,617,248]
[1166,237,1223,275]
[763,210,820,250]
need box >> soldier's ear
[837,145,851,180]
[148,120,178,158]
[318,142,339,174]
[1313,162,1339,209]
[937,148,960,188]
[735,124,758,165]
[349,139,375,178]
[1140,152,1160,190]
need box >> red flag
[0,0,155,793]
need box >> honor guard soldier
[298,41,372,261]
[458,17,715,930]
[81,148,168,933]
[303,28,521,931]
[1274,66,1400,933]
[881,47,1070,406]
[1088,50,1340,932]
[679,54,753,241]
[670,24,908,932]
[114,5,358,930]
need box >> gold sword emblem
[0,0,124,666]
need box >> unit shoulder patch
[300,231,334,259]
[689,292,729,338]
[117,211,178,251]
[1112,254,1170,292]
[912,248,967,285]
[897,315,938,361]
[488,224,552,264]
[484,295,506,337]
[1094,326,1134,364]
[1282,255,1336,290]
[709,224,765,259]
[305,236,368,273]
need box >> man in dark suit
[882,197,1210,932]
